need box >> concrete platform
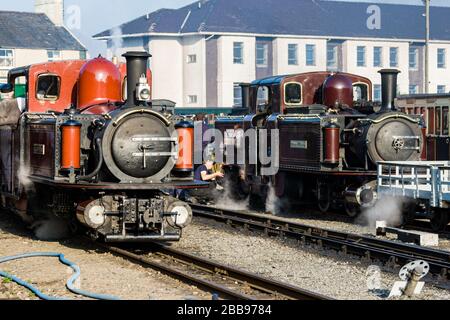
[376,221,439,247]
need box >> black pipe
[240,83,251,109]
[378,69,400,111]
[122,51,152,106]
[77,138,103,182]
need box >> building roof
[0,11,85,50]
[94,0,450,42]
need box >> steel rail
[99,242,330,301]
[191,204,450,280]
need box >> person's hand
[215,172,224,178]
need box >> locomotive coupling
[344,181,378,208]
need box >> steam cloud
[265,184,289,215]
[215,178,249,211]
[357,196,404,228]
[31,217,73,241]
[111,26,124,58]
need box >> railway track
[191,204,450,280]
[99,242,330,300]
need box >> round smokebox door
[111,114,172,178]
[372,120,419,162]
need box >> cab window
[36,74,60,101]
[256,86,270,113]
[353,83,369,102]
[284,82,302,106]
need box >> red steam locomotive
[0,51,203,242]
[214,70,425,216]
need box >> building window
[437,85,447,94]
[187,54,197,64]
[390,47,399,67]
[409,47,418,70]
[357,46,366,67]
[233,83,242,107]
[288,44,298,65]
[373,47,382,68]
[327,44,338,70]
[233,42,244,64]
[306,44,316,66]
[438,48,446,69]
[409,85,418,94]
[47,50,61,62]
[374,84,382,102]
[187,95,198,104]
[0,49,13,67]
[80,51,87,60]
[256,43,268,67]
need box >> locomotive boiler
[0,51,204,242]
[214,70,424,216]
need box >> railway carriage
[397,94,450,161]
[0,51,204,242]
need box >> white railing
[377,161,450,208]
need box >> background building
[0,0,86,84]
[94,0,450,108]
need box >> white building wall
[182,35,206,107]
[273,38,327,75]
[217,36,256,107]
[342,40,410,95]
[148,37,184,106]
[429,43,450,93]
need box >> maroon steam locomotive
[214,70,425,216]
[0,51,204,242]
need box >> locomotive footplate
[29,176,209,190]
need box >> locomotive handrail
[360,114,421,124]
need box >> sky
[1,0,449,56]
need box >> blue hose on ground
[0,252,120,300]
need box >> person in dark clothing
[187,160,224,204]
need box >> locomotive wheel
[318,197,330,213]
[344,202,361,218]
[430,210,449,232]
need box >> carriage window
[36,74,60,101]
[443,107,449,136]
[353,83,368,102]
[284,82,302,105]
[436,107,442,135]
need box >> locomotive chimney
[122,51,152,106]
[240,83,251,109]
[379,69,400,112]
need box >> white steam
[357,196,404,228]
[18,165,34,191]
[265,184,289,215]
[111,26,123,58]
[31,218,72,241]
[215,178,249,211]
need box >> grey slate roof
[93,0,450,41]
[0,11,86,50]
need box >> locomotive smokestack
[122,51,152,106]
[379,69,400,112]
[240,83,251,109]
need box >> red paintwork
[25,59,152,115]
[28,60,85,113]
[77,57,122,110]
